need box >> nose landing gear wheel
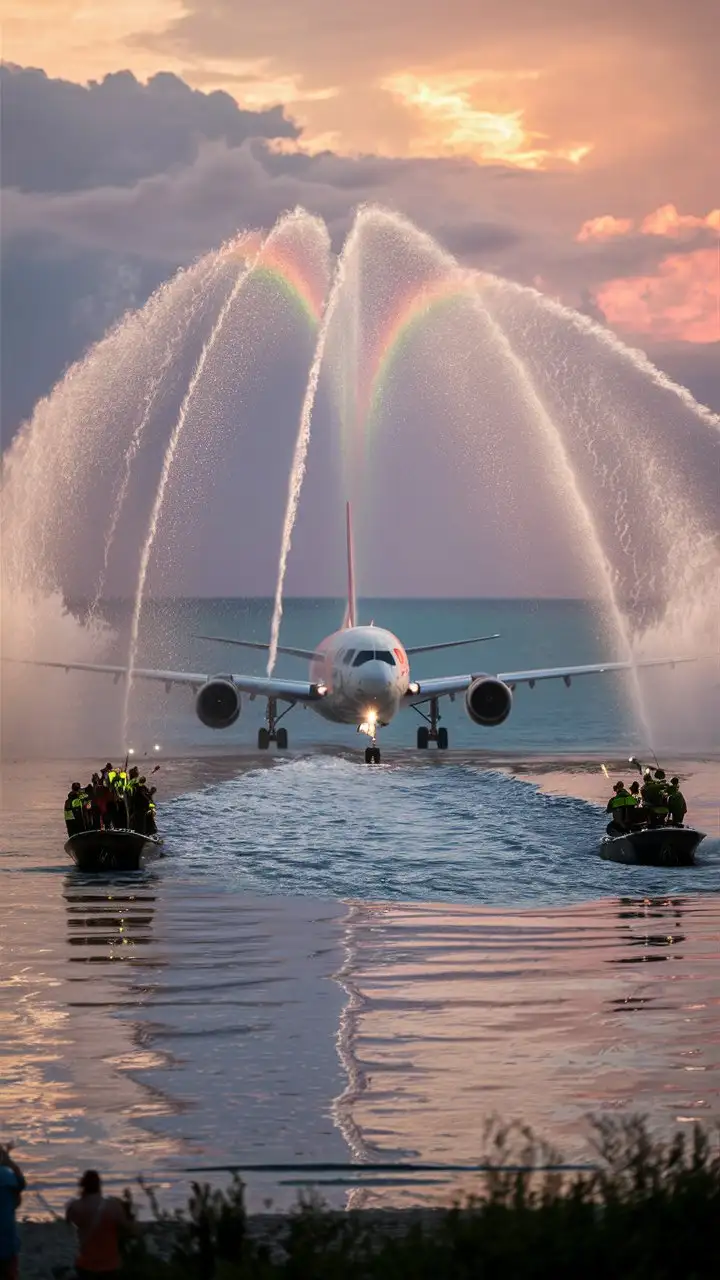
[365,746,381,764]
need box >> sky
[1,1,719,599]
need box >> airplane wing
[496,655,699,688]
[405,654,699,704]
[405,633,500,656]
[194,635,321,661]
[5,658,321,704]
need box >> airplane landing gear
[414,698,448,750]
[358,716,381,763]
[258,697,292,750]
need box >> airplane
[10,504,699,764]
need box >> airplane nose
[358,662,393,702]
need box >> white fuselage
[309,625,410,726]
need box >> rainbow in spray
[356,272,481,455]
[226,230,326,326]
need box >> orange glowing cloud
[384,73,592,170]
[577,204,720,243]
[577,204,720,342]
[576,215,634,242]
[640,204,720,237]
[597,248,720,345]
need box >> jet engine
[465,676,512,726]
[195,679,241,729]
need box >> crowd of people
[606,767,688,832]
[63,763,158,839]
[1,1145,132,1280]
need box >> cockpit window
[343,649,356,665]
[352,649,396,667]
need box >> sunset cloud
[641,204,720,237]
[578,205,720,244]
[383,73,592,170]
[576,204,720,343]
[1,2,718,423]
[597,248,719,345]
[576,215,634,243]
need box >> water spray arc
[121,244,262,741]
[267,213,369,675]
[472,283,655,746]
[2,204,718,759]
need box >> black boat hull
[65,829,163,872]
[600,825,704,867]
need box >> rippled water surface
[2,746,719,1211]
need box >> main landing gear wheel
[259,697,291,750]
[414,699,448,750]
[365,746,381,764]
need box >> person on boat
[641,770,670,827]
[125,767,140,828]
[113,767,131,828]
[606,781,637,830]
[83,774,102,829]
[99,764,120,827]
[667,777,688,827]
[65,787,80,837]
[65,783,89,836]
[132,778,155,834]
[146,788,158,836]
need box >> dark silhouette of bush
[121,1117,720,1278]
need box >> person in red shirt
[65,1170,133,1278]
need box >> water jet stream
[121,248,261,742]
[470,283,655,747]
[87,255,227,624]
[267,219,365,674]
[492,277,720,434]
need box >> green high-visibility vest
[64,807,74,820]
[610,794,637,809]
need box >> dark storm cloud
[2,137,530,267]
[0,63,298,194]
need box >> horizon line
[64,593,606,604]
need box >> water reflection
[64,872,158,964]
[610,896,686,965]
[332,894,720,1207]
